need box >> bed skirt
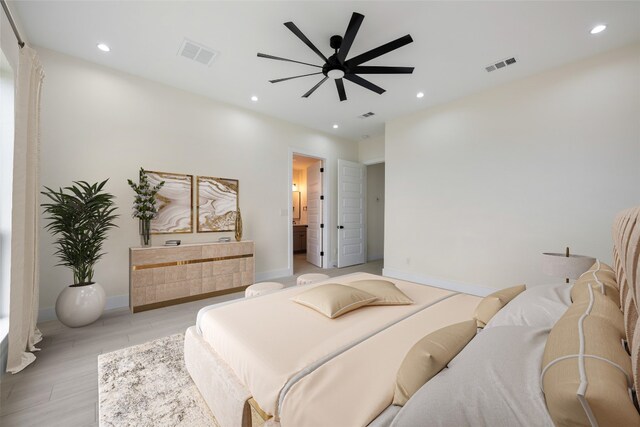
[184,326,253,427]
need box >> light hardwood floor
[293,252,318,274]
[0,259,383,427]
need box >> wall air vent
[358,112,375,119]
[485,57,517,73]
[178,39,218,66]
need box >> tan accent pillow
[584,261,617,285]
[571,282,620,309]
[474,285,526,328]
[586,261,615,274]
[541,299,637,427]
[393,320,477,406]
[346,280,413,306]
[572,261,621,308]
[563,289,624,335]
[290,283,377,319]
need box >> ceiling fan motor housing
[330,35,343,50]
[323,53,347,79]
[257,12,414,101]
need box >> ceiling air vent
[178,39,218,66]
[485,57,517,73]
[358,112,375,119]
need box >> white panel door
[337,159,366,268]
[306,161,323,267]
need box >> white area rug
[98,333,219,427]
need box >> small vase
[140,219,151,247]
[235,208,243,242]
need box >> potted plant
[42,179,118,327]
[127,168,164,247]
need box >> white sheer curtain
[6,45,44,374]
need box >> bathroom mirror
[292,191,301,220]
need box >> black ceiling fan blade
[284,21,329,62]
[302,76,329,98]
[345,34,413,67]
[269,72,323,83]
[337,12,364,64]
[257,53,322,68]
[344,74,386,95]
[351,66,414,74]
[335,78,347,101]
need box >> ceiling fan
[257,12,414,102]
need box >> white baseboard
[255,268,292,282]
[104,294,130,311]
[37,265,330,323]
[382,268,495,297]
[38,270,291,322]
[38,294,129,323]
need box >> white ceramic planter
[55,282,106,327]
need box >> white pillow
[484,283,571,330]
[391,326,554,427]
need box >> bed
[185,272,480,426]
[184,206,640,427]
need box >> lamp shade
[542,253,596,280]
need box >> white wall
[359,134,385,164]
[366,163,384,261]
[384,43,640,292]
[37,48,358,317]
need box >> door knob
[338,226,344,229]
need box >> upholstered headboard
[613,207,640,390]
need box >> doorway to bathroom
[291,153,324,274]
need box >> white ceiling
[10,1,640,141]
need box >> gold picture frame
[196,176,239,233]
[145,170,194,234]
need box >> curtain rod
[0,0,25,48]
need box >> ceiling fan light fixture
[590,24,607,34]
[97,43,111,52]
[328,69,345,79]
[416,92,424,98]
[251,95,258,102]
[333,124,339,129]
[258,12,414,101]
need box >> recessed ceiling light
[251,95,258,102]
[590,24,607,35]
[416,92,425,98]
[332,124,339,129]
[97,43,111,52]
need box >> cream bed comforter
[196,273,480,427]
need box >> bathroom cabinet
[293,225,307,253]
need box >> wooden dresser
[129,241,255,312]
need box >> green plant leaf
[41,179,119,285]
